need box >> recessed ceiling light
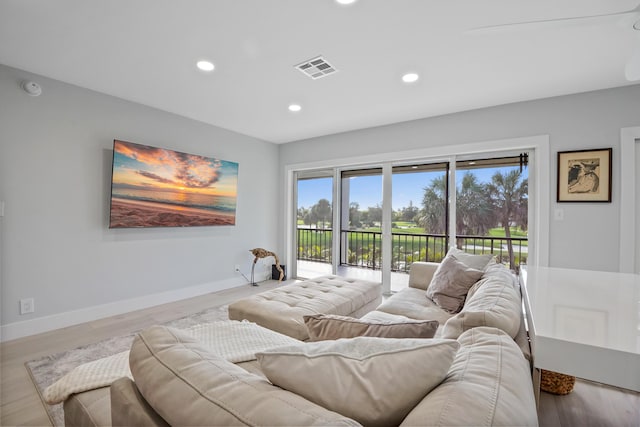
[196,60,215,72]
[402,73,419,83]
[336,0,357,5]
[288,104,302,112]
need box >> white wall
[0,65,279,340]
[279,84,640,273]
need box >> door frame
[619,126,640,273]
[284,134,550,285]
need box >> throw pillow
[448,247,494,271]
[426,253,484,313]
[257,337,459,427]
[304,313,439,341]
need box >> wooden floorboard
[2,279,638,426]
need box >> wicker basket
[540,369,575,395]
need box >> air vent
[295,56,337,79]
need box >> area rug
[25,304,230,427]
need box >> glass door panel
[455,155,529,271]
[340,168,382,283]
[296,174,333,278]
[390,163,448,290]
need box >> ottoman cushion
[228,276,382,340]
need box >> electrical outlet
[234,264,240,272]
[19,298,35,315]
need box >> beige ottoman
[228,275,382,340]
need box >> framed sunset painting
[109,140,238,228]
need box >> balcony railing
[297,227,333,263]
[297,227,528,272]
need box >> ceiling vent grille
[295,56,337,79]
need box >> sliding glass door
[295,171,334,278]
[388,163,449,289]
[455,156,528,270]
[339,168,383,283]
[291,152,530,291]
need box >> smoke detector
[295,56,337,80]
[21,81,42,96]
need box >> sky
[112,140,238,197]
[297,166,527,210]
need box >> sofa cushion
[374,287,453,328]
[407,261,440,290]
[110,378,169,427]
[63,386,111,427]
[257,337,459,427]
[426,253,484,313]
[440,263,521,339]
[304,313,438,341]
[129,325,361,427]
[400,327,538,427]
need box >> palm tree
[419,176,447,234]
[486,170,528,270]
[456,172,495,236]
[311,198,332,229]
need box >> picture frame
[557,148,612,203]
[109,140,239,228]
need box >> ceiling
[1,0,639,143]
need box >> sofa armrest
[111,377,169,427]
[408,262,439,290]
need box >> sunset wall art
[109,140,238,228]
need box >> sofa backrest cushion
[129,325,361,427]
[440,263,521,340]
[303,313,438,341]
[257,337,459,427]
[400,327,538,427]
[408,261,440,290]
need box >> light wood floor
[1,280,639,426]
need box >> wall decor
[557,148,612,203]
[109,140,238,228]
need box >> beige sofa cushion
[110,378,169,427]
[400,327,538,427]
[407,261,440,290]
[440,263,521,339]
[374,287,453,327]
[304,313,438,341]
[257,337,459,427]
[63,386,111,427]
[129,325,361,427]
[426,253,484,313]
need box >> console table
[520,266,640,399]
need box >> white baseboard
[0,276,250,342]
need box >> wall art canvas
[109,140,238,228]
[557,148,612,203]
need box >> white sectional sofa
[63,251,538,426]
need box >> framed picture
[109,140,238,228]
[557,148,612,202]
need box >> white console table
[520,266,640,396]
